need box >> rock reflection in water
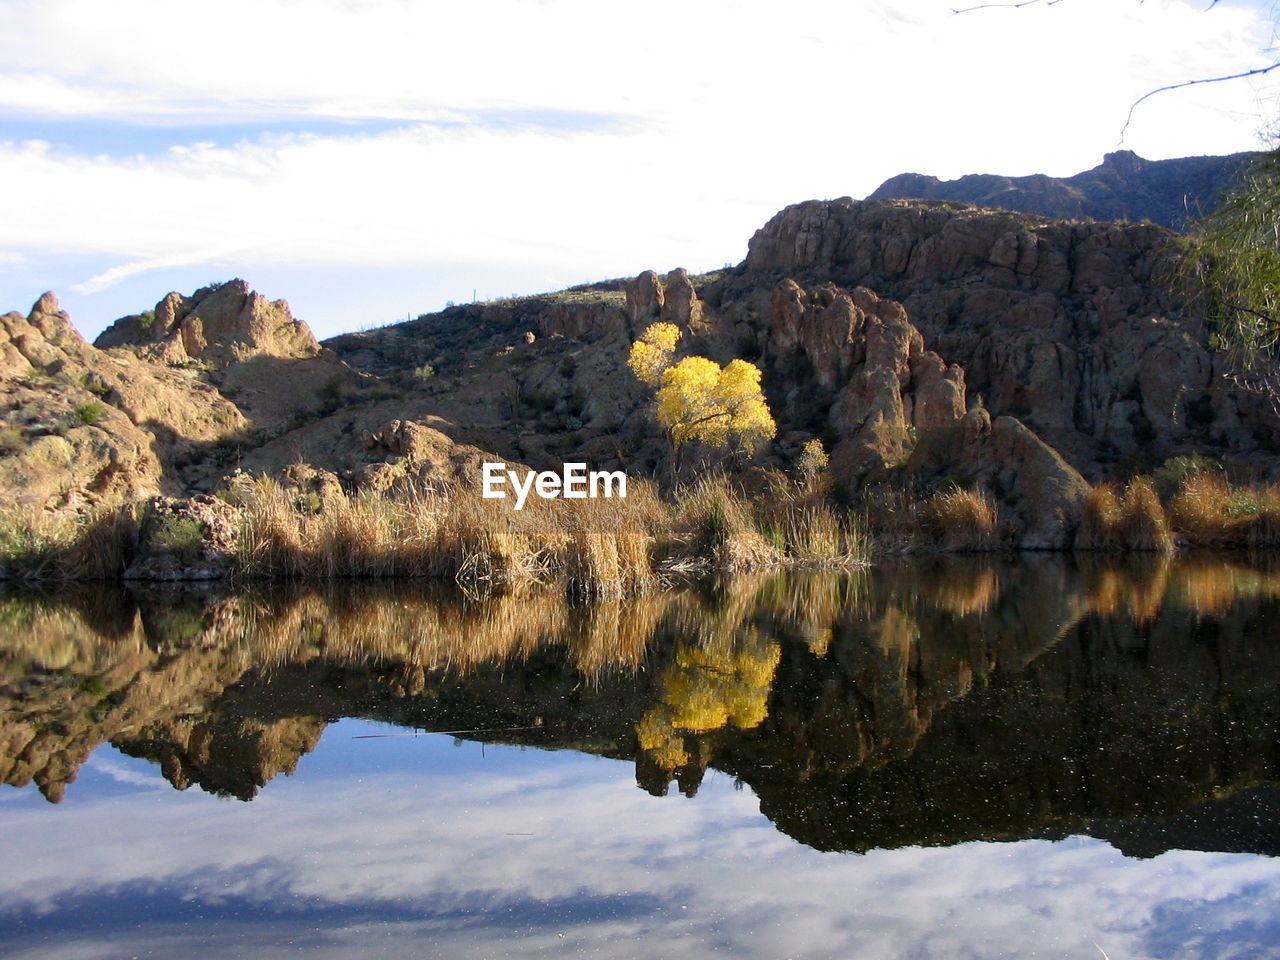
[1,554,1280,858]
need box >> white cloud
[1,743,1279,960]
[0,0,1276,313]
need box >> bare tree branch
[1120,59,1280,145]
[952,0,1273,141]
[955,0,1221,14]
[950,0,1062,14]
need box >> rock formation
[735,197,1276,476]
[95,279,323,365]
[0,282,358,515]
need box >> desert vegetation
[0,469,868,591]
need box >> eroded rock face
[754,274,1083,544]
[740,198,1276,473]
[908,415,1090,549]
[358,418,526,493]
[96,279,322,365]
[624,268,705,332]
[0,294,169,511]
[765,280,967,474]
[540,301,627,340]
[625,270,665,324]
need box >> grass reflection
[1,554,1279,809]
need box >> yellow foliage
[628,326,776,454]
[627,322,682,386]
[635,632,781,771]
[656,357,776,452]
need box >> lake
[2,555,1280,959]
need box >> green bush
[73,401,106,426]
[154,516,205,563]
[1152,455,1218,501]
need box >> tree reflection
[2,556,1280,858]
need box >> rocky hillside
[868,150,1257,229]
[2,190,1276,550]
[0,280,355,514]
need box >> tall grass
[1170,472,1280,549]
[915,487,1000,552]
[0,471,868,588]
[0,506,137,580]
[1077,477,1174,553]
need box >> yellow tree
[627,323,776,455]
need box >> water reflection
[0,555,1277,859]
[6,556,1280,958]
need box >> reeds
[0,505,138,581]
[914,487,1000,552]
[0,469,868,589]
[1077,477,1174,553]
[1170,472,1280,549]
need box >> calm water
[3,556,1280,959]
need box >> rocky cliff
[732,198,1275,477]
[868,150,1257,229]
[3,186,1273,550]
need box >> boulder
[124,496,241,580]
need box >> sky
[1,0,1279,342]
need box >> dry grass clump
[1,468,869,587]
[915,487,1000,552]
[667,474,866,571]
[0,505,138,580]
[237,477,664,594]
[675,477,780,571]
[1076,477,1173,553]
[1170,472,1280,549]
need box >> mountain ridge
[867,149,1258,229]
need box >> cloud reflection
[1,728,1279,960]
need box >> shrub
[1152,455,1217,501]
[916,487,1000,551]
[794,439,829,488]
[154,516,206,564]
[73,401,106,426]
[1077,478,1173,553]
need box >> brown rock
[908,416,1089,549]
[624,270,665,323]
[540,301,626,339]
[741,197,1276,469]
[124,496,241,580]
[95,279,322,365]
[660,269,704,331]
[909,352,966,429]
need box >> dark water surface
[3,556,1280,958]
